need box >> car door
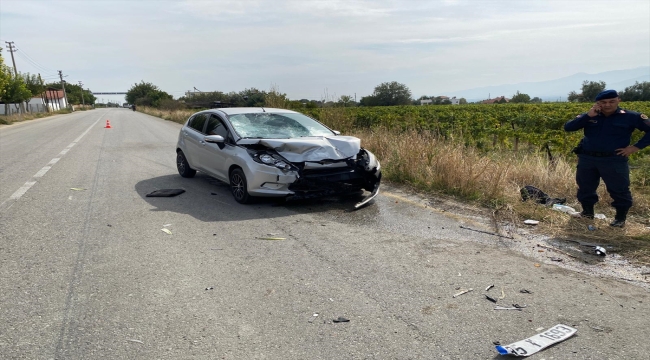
[197,114,232,181]
[182,113,209,170]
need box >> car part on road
[161,228,172,235]
[146,189,186,197]
[495,324,577,356]
[333,317,349,323]
[485,295,497,303]
[452,288,473,298]
[485,284,494,291]
[494,306,523,311]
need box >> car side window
[206,115,230,139]
[188,114,208,133]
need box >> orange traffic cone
[105,120,111,129]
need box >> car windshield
[228,112,334,139]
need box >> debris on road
[453,288,473,298]
[498,287,506,299]
[146,189,185,197]
[161,228,172,235]
[519,289,533,294]
[588,224,596,231]
[308,313,319,323]
[594,246,607,256]
[485,295,497,303]
[594,213,606,220]
[494,306,523,311]
[550,257,563,262]
[333,317,350,323]
[127,339,144,344]
[70,188,86,191]
[537,243,578,259]
[485,284,494,292]
[495,324,577,356]
[256,237,286,241]
[552,204,581,217]
[205,287,214,290]
[163,224,172,227]
[523,220,539,225]
[459,225,514,239]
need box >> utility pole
[58,70,70,110]
[78,81,85,107]
[5,41,25,114]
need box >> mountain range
[446,66,650,102]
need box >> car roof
[213,107,298,116]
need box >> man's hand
[616,146,639,157]
[587,103,601,117]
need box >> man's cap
[595,89,619,101]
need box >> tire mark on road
[53,116,109,359]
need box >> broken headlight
[250,152,296,171]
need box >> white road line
[0,114,106,211]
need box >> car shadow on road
[135,174,372,222]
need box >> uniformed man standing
[564,89,650,227]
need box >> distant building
[481,96,509,104]
[450,96,460,105]
[420,99,433,105]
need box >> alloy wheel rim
[231,174,244,199]
[177,154,185,172]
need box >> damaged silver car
[175,108,381,208]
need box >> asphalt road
[1,109,648,359]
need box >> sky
[1,0,649,104]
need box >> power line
[12,43,57,73]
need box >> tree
[46,82,96,105]
[530,97,542,103]
[619,81,650,101]
[567,90,583,102]
[459,98,467,105]
[510,91,531,103]
[580,80,606,102]
[337,95,355,107]
[359,95,379,106]
[126,81,172,107]
[0,49,11,105]
[368,81,412,106]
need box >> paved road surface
[1,109,648,359]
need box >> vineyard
[301,102,650,159]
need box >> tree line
[125,78,650,111]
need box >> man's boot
[610,208,628,228]
[580,203,594,219]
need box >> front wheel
[230,168,252,204]
[177,151,196,178]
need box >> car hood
[238,136,361,162]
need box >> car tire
[230,168,252,204]
[177,151,196,178]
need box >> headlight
[250,151,296,171]
[259,154,275,164]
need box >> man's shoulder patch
[641,113,649,120]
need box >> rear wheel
[230,168,252,204]
[177,151,196,178]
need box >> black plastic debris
[205,287,214,290]
[520,185,566,206]
[333,317,350,323]
[519,289,533,294]
[486,295,497,303]
[146,189,186,197]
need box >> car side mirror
[332,130,341,135]
[204,135,225,143]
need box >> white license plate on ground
[496,324,577,357]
